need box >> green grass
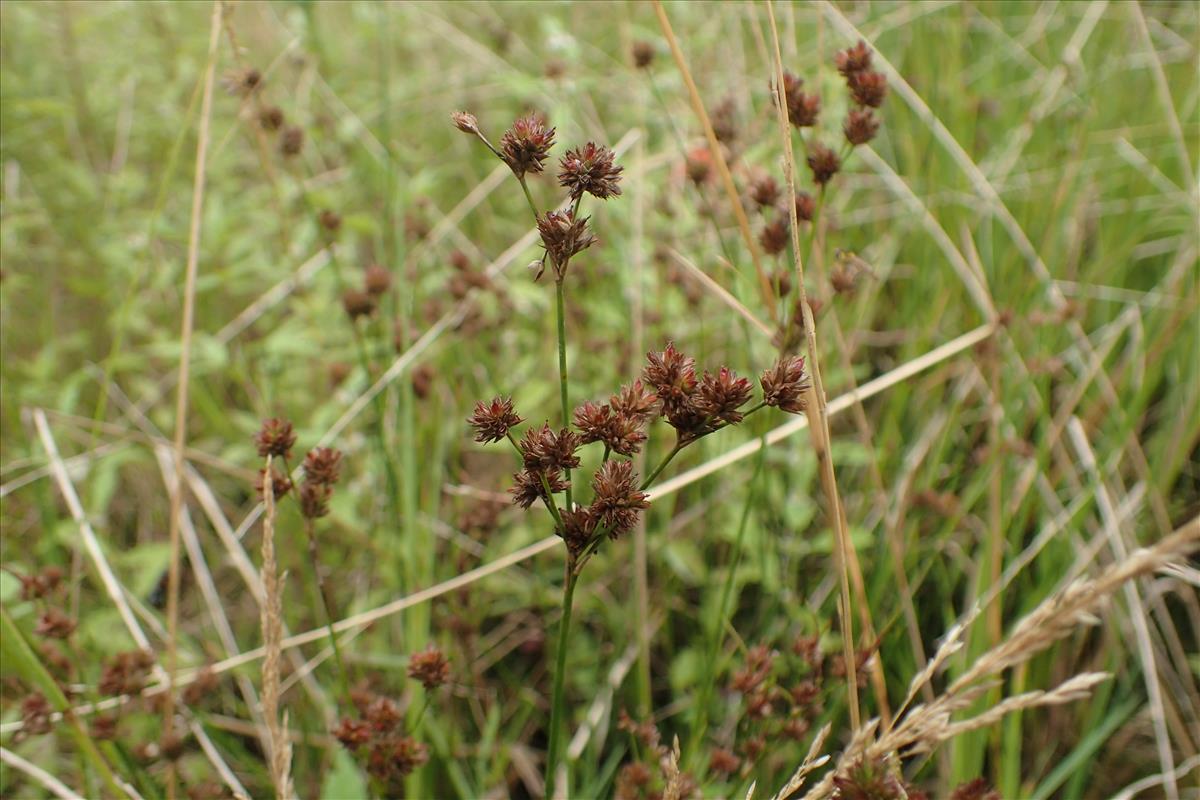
[1,2,1197,798]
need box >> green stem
[640,441,684,490]
[517,174,540,222]
[545,564,579,796]
[555,278,573,511]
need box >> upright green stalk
[545,564,579,796]
[555,277,573,510]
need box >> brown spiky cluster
[299,446,343,519]
[777,71,821,128]
[631,40,655,70]
[614,710,700,800]
[254,418,296,459]
[837,40,887,147]
[642,343,755,444]
[537,210,597,277]
[34,608,76,639]
[406,647,451,690]
[832,755,906,800]
[99,650,155,697]
[498,114,556,178]
[334,691,429,792]
[558,143,624,200]
[760,355,811,413]
[468,396,524,443]
[15,566,64,601]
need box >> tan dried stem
[763,0,864,728]
[163,4,222,795]
[259,454,293,800]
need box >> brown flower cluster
[254,417,296,459]
[99,650,155,697]
[537,210,597,276]
[498,113,556,178]
[614,711,699,800]
[837,40,887,145]
[642,343,755,444]
[573,380,657,456]
[406,647,451,690]
[558,143,623,201]
[468,396,524,443]
[334,690,428,791]
[777,71,821,128]
[250,418,343,519]
[14,565,64,601]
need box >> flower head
[642,343,697,411]
[558,143,623,200]
[806,142,841,185]
[255,418,296,459]
[499,114,556,178]
[694,367,752,425]
[509,467,569,509]
[835,40,873,77]
[759,217,790,255]
[609,380,659,421]
[342,289,376,320]
[631,40,656,69]
[760,355,810,414]
[364,264,392,296]
[537,211,597,275]
[518,423,581,471]
[844,109,880,146]
[35,609,76,639]
[848,70,888,108]
[776,71,820,128]
[407,647,451,690]
[750,174,781,208]
[303,448,343,486]
[468,396,524,443]
[259,106,285,132]
[451,111,480,135]
[280,125,304,157]
[299,481,332,519]
[590,460,650,539]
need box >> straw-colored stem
[260,455,293,800]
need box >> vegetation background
[0,1,1196,799]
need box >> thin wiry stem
[163,6,222,796]
[555,278,574,510]
[545,564,579,797]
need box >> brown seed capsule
[407,647,451,690]
[259,105,285,132]
[759,217,790,256]
[843,108,880,146]
[760,355,810,414]
[34,608,76,639]
[590,460,649,539]
[303,447,343,486]
[299,481,332,519]
[710,748,740,775]
[794,191,816,222]
[537,211,597,274]
[342,289,376,320]
[280,125,304,157]
[631,40,656,69]
[451,111,480,135]
[750,174,781,209]
[364,264,392,296]
[255,417,296,459]
[467,396,524,444]
[848,70,888,108]
[694,367,752,425]
[318,208,342,234]
[558,143,623,201]
[499,114,556,178]
[836,40,873,77]
[509,468,569,509]
[806,142,841,185]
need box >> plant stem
[555,277,573,511]
[545,563,579,796]
[640,441,683,490]
[303,517,349,701]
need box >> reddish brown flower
[91,714,119,741]
[760,355,810,414]
[848,70,888,108]
[632,40,656,69]
[710,748,740,775]
[318,208,341,234]
[776,71,820,128]
[616,762,654,800]
[303,448,343,486]
[254,467,293,500]
[299,481,332,519]
[20,693,53,736]
[573,401,647,456]
[390,736,429,776]
[832,756,906,800]
[280,125,304,157]
[364,264,393,296]
[806,142,841,185]
[795,191,816,222]
[182,666,219,707]
[499,114,556,177]
[451,111,480,135]
[949,779,1001,800]
[781,717,811,740]
[510,468,569,509]
[759,217,790,256]
[694,367,752,425]
[99,650,155,696]
[561,506,598,556]
[342,288,376,320]
[223,67,262,96]
[468,396,524,443]
[685,146,712,185]
[590,460,649,539]
[333,717,372,749]
[518,423,581,471]
[750,174,781,208]
[558,143,623,200]
[259,105,285,132]
[609,380,658,421]
[642,343,697,411]
[35,608,76,639]
[843,109,879,146]
[365,696,403,732]
[537,210,596,273]
[17,566,63,602]
[731,644,774,694]
[407,647,451,690]
[254,418,296,459]
[835,40,873,77]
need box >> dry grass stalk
[259,454,293,800]
[763,0,866,728]
[163,4,223,781]
[794,518,1200,799]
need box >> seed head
[20,693,53,736]
[776,71,821,128]
[590,460,650,539]
[17,566,63,602]
[561,507,598,557]
[832,755,906,800]
[299,481,332,519]
[795,191,816,222]
[685,146,712,185]
[280,125,304,157]
[806,142,841,185]
[759,217,790,256]
[34,609,76,639]
[303,447,343,486]
[631,40,656,69]
[499,113,556,178]
[259,105,285,132]
[91,714,119,741]
[844,108,880,146]
[334,718,372,749]
[558,142,623,200]
[318,208,342,234]
[609,380,659,421]
[710,748,740,775]
[342,288,376,320]
[848,70,888,108]
[836,40,873,77]
[509,467,569,509]
[537,210,596,274]
[468,396,523,443]
[254,468,293,501]
[694,367,752,425]
[451,111,480,135]
[255,417,296,459]
[518,423,581,471]
[99,650,155,696]
[407,647,451,690]
[642,342,697,412]
[760,355,810,414]
[364,264,393,296]
[750,174,781,208]
[223,67,262,96]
